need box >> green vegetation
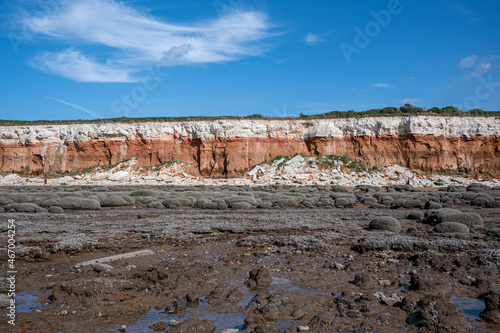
[299,105,499,119]
[42,158,136,178]
[147,160,183,172]
[315,155,350,167]
[1,105,499,126]
[314,154,380,173]
[437,171,465,176]
[258,153,378,174]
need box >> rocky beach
[0,182,499,332]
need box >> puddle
[276,319,299,329]
[281,285,332,296]
[16,291,48,313]
[116,306,246,333]
[450,296,485,321]
[237,291,256,308]
[450,296,500,332]
[271,278,331,296]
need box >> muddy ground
[1,185,500,333]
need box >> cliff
[1,116,499,178]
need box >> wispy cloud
[454,3,480,22]
[45,96,103,118]
[395,98,420,105]
[373,83,392,88]
[305,33,325,45]
[17,0,274,82]
[458,55,478,69]
[34,49,136,83]
[458,55,500,79]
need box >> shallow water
[449,296,500,332]
[108,280,330,332]
[276,319,300,329]
[16,291,47,313]
[450,296,485,321]
[115,305,246,333]
[271,277,332,295]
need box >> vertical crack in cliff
[208,146,217,178]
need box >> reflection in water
[16,291,48,313]
[449,296,500,332]
[116,305,246,333]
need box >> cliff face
[1,116,499,178]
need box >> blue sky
[0,0,499,120]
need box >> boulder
[245,268,272,290]
[411,295,471,333]
[108,171,130,181]
[434,222,469,234]
[230,202,253,210]
[369,217,401,232]
[353,272,372,288]
[423,209,483,227]
[3,203,47,213]
[406,212,424,221]
[48,206,64,213]
[335,198,355,208]
[168,318,216,333]
[424,201,443,210]
[58,197,101,210]
[101,195,128,207]
[480,285,500,324]
[257,201,273,209]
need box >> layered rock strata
[1,116,499,178]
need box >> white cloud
[396,98,420,105]
[458,55,500,79]
[454,3,480,22]
[305,33,325,45]
[458,55,477,69]
[20,0,273,82]
[372,83,392,88]
[33,49,136,83]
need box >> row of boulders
[369,208,487,235]
[0,183,499,213]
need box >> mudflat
[0,184,499,332]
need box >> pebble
[169,319,180,326]
[0,294,10,308]
[378,280,391,286]
[298,326,310,331]
[92,262,114,272]
[331,262,345,270]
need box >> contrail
[44,96,104,119]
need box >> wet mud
[0,184,499,332]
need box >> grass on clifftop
[1,105,499,126]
